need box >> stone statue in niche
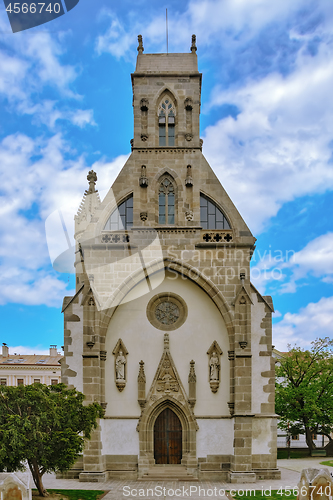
[207,341,223,393]
[116,350,126,380]
[112,339,129,392]
[209,351,220,381]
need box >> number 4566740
[6,3,61,14]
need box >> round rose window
[147,293,187,331]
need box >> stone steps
[139,465,198,481]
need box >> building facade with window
[0,343,62,386]
[61,36,280,482]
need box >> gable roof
[61,284,84,313]
[250,283,274,312]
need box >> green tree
[0,383,103,496]
[275,337,333,452]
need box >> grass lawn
[320,460,333,467]
[232,490,298,500]
[33,490,106,500]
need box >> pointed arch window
[158,98,175,146]
[104,195,133,231]
[200,194,230,230]
[159,178,175,224]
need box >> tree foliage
[0,383,103,496]
[275,337,333,451]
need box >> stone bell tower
[132,34,201,151]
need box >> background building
[0,343,62,386]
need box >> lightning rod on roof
[166,8,168,54]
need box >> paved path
[39,459,333,500]
[277,457,333,473]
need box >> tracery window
[158,98,175,146]
[159,178,175,224]
[200,194,230,230]
[104,195,133,231]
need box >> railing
[201,230,233,243]
[101,232,130,243]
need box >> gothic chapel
[61,35,280,483]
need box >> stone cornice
[134,148,200,153]
[132,72,201,79]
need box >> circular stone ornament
[147,293,188,331]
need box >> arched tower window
[158,97,176,146]
[200,194,230,230]
[104,195,133,230]
[159,177,175,224]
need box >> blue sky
[0,0,332,354]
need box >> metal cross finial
[191,34,197,53]
[137,34,144,54]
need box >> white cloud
[93,2,333,236]
[273,296,333,350]
[95,11,133,59]
[204,42,333,233]
[0,30,94,129]
[0,267,70,307]
[0,131,128,306]
[16,101,96,129]
[0,50,28,100]
[251,232,333,295]
[94,0,333,60]
[291,233,333,278]
[22,32,78,94]
[70,109,96,128]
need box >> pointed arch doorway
[154,408,182,464]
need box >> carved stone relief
[112,339,129,392]
[184,97,193,110]
[143,333,192,408]
[140,99,149,141]
[185,165,193,187]
[185,210,193,221]
[139,165,149,187]
[156,357,180,394]
[140,98,149,111]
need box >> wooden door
[154,408,182,464]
